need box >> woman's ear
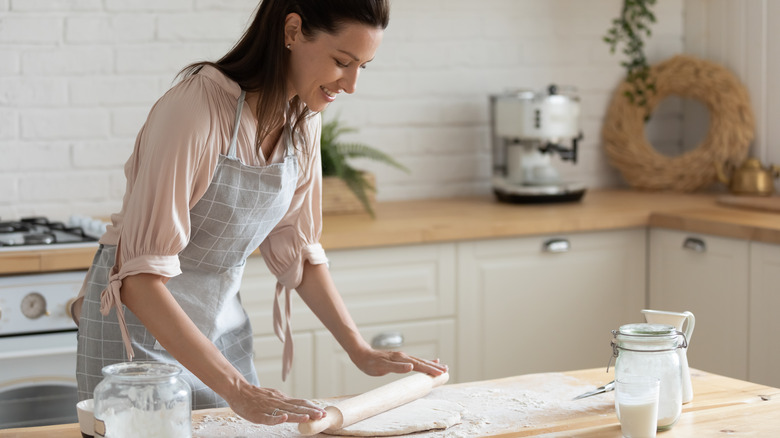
[284,13,302,47]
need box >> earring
[286,44,291,50]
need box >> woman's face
[286,18,384,112]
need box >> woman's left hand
[350,348,449,377]
[296,263,449,378]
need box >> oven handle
[0,345,77,360]
[0,331,78,360]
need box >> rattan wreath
[602,55,754,191]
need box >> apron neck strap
[228,90,246,158]
[283,123,296,157]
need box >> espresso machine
[490,85,585,203]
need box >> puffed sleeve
[99,74,225,359]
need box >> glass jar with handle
[609,323,687,431]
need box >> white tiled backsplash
[0,0,687,220]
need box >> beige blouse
[100,65,328,300]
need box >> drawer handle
[371,332,404,350]
[543,238,571,253]
[683,237,706,252]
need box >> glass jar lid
[612,323,686,352]
[101,361,182,383]
[616,323,677,337]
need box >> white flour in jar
[97,406,191,438]
[95,372,191,438]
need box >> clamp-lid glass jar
[93,361,192,438]
[610,323,687,431]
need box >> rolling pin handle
[432,371,450,388]
[298,406,343,436]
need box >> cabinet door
[649,228,749,380]
[253,333,314,399]
[313,319,456,398]
[749,241,780,387]
[457,229,646,382]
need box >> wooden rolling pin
[298,372,450,436]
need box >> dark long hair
[179,0,390,157]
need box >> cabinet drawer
[241,243,456,335]
[313,318,456,398]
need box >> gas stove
[0,216,106,429]
[0,216,103,252]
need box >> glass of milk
[615,375,660,438]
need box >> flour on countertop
[192,373,614,437]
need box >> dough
[324,399,464,437]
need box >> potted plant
[320,114,408,217]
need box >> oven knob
[21,292,49,319]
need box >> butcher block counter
[3,367,778,437]
[4,189,780,276]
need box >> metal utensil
[572,380,615,400]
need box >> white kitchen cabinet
[748,241,780,388]
[313,318,456,398]
[240,243,456,336]
[240,242,457,398]
[457,228,647,382]
[253,333,315,399]
[648,228,749,380]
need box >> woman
[72,0,448,426]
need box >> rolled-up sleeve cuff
[117,254,183,280]
[302,243,328,266]
[99,253,181,361]
[276,243,328,290]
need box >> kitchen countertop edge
[4,189,780,275]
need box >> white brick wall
[0,0,684,220]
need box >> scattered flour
[192,373,614,437]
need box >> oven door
[0,331,78,429]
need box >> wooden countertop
[3,189,780,276]
[3,368,778,437]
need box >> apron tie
[273,281,294,381]
[100,266,135,361]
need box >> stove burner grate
[0,216,98,248]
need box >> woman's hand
[349,347,449,378]
[294,263,449,379]
[225,380,327,425]
[121,274,326,426]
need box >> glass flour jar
[610,323,686,431]
[93,362,192,438]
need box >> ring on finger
[272,408,281,416]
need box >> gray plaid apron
[76,90,299,409]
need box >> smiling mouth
[321,86,340,99]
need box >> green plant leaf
[320,113,407,216]
[335,143,409,173]
[341,166,376,217]
[604,0,657,120]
